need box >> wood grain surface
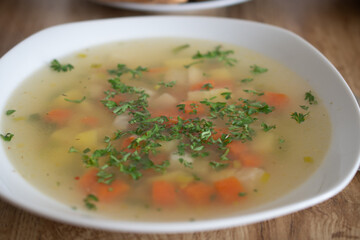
[0,0,359,239]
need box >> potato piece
[164,69,188,86]
[169,152,193,170]
[235,167,265,190]
[187,88,232,102]
[208,169,237,182]
[73,129,98,150]
[188,67,204,85]
[113,114,130,130]
[250,131,277,154]
[149,170,194,187]
[151,93,178,109]
[50,127,76,145]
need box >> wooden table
[1,0,359,239]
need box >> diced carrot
[228,140,248,157]
[152,181,177,206]
[96,180,129,202]
[182,182,215,205]
[179,100,205,116]
[148,67,167,74]
[81,116,99,127]
[214,176,246,203]
[78,168,129,202]
[239,152,263,168]
[44,108,72,125]
[212,128,229,140]
[121,135,137,153]
[258,92,289,109]
[109,94,125,103]
[190,80,216,91]
[151,110,181,126]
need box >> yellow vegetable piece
[74,129,98,150]
[13,116,26,121]
[77,53,87,58]
[261,172,271,183]
[304,156,314,163]
[90,63,102,68]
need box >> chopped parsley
[0,133,14,142]
[240,78,253,83]
[202,83,214,90]
[64,96,86,103]
[305,91,318,105]
[83,194,99,210]
[250,64,268,74]
[68,146,79,153]
[300,105,309,110]
[261,122,276,132]
[291,112,309,124]
[157,81,176,88]
[6,110,16,116]
[108,64,148,78]
[172,44,190,54]
[192,45,237,66]
[50,59,74,72]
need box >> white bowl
[0,16,359,233]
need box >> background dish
[0,16,359,233]
[90,0,250,12]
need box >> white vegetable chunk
[169,152,193,170]
[151,93,178,109]
[164,69,188,86]
[188,67,204,85]
[113,114,130,130]
[235,167,265,190]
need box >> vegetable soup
[0,38,331,221]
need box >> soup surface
[1,38,331,221]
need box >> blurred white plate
[90,0,250,12]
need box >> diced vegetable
[182,182,215,205]
[188,67,204,85]
[113,115,130,130]
[81,116,99,127]
[44,109,72,125]
[187,88,232,102]
[151,93,178,110]
[214,176,246,203]
[78,169,129,202]
[152,180,177,206]
[235,167,265,190]
[74,129,98,150]
[259,92,289,109]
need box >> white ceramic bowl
[0,16,359,233]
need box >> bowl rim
[0,15,359,233]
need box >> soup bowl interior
[0,16,359,233]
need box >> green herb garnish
[50,59,74,72]
[6,110,16,116]
[173,44,190,54]
[157,81,176,88]
[192,45,237,66]
[64,96,86,104]
[108,64,148,78]
[291,112,309,124]
[240,78,253,83]
[261,122,276,132]
[250,64,268,74]
[300,105,309,110]
[243,89,264,96]
[305,91,318,105]
[68,146,79,153]
[83,194,99,210]
[0,133,14,142]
